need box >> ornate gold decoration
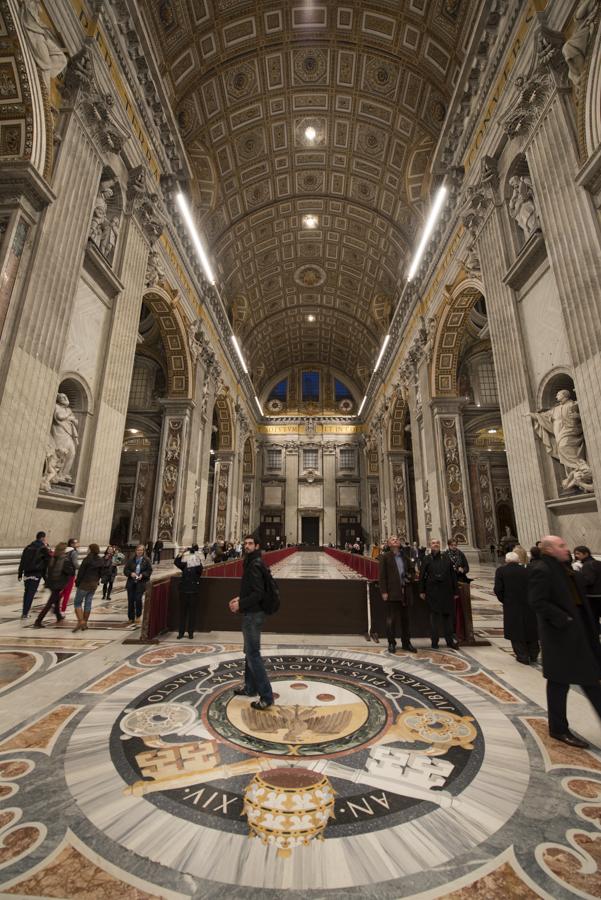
[388,707,477,756]
[243,767,335,857]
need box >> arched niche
[243,436,255,476]
[142,288,193,400]
[538,368,576,410]
[388,395,408,451]
[54,374,92,490]
[431,278,484,397]
[214,393,234,451]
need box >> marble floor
[271,553,364,579]
[0,559,600,899]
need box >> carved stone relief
[369,481,380,548]
[157,418,183,541]
[440,417,468,543]
[391,458,407,539]
[215,460,231,541]
[241,480,252,535]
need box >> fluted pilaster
[478,210,550,545]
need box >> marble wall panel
[518,265,571,395]
[61,277,110,397]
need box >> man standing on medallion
[379,535,417,654]
[420,539,459,650]
[229,535,274,711]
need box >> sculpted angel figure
[527,389,593,492]
[508,175,541,241]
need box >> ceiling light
[176,192,215,285]
[373,334,391,373]
[407,185,448,282]
[210,448,215,455]
[303,214,318,229]
[357,396,367,416]
[305,126,317,141]
[307,314,316,322]
[255,395,264,416]
[128,428,139,434]
[231,335,248,374]
[488,428,497,434]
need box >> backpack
[259,561,280,615]
[21,542,45,574]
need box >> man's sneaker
[250,699,274,711]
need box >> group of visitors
[18,532,152,630]
[494,538,601,748]
[378,536,467,654]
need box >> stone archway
[143,288,193,400]
[431,278,483,398]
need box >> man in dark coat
[494,551,539,664]
[174,544,203,639]
[529,534,601,748]
[574,545,601,634]
[379,535,417,654]
[229,535,274,711]
[124,544,153,624]
[420,539,459,650]
[18,531,51,618]
[447,540,470,582]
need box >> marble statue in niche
[20,0,67,91]
[508,175,541,242]
[41,393,79,491]
[528,389,594,492]
[562,0,599,84]
[89,178,117,257]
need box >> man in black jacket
[174,545,203,639]
[420,539,459,650]
[447,540,470,582]
[529,535,601,748]
[18,531,51,618]
[229,535,274,711]
[379,535,417,653]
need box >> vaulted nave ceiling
[142,1,477,394]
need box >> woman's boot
[72,608,83,632]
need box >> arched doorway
[110,296,193,552]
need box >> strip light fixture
[407,185,447,281]
[231,335,248,374]
[176,192,216,285]
[373,334,391,373]
[357,396,367,416]
[254,395,264,416]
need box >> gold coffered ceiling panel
[143,1,476,391]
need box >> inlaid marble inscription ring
[64,648,529,889]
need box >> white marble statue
[508,175,541,241]
[20,0,67,91]
[562,0,599,84]
[528,390,594,492]
[99,215,120,260]
[41,392,79,490]
[89,180,114,247]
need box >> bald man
[529,535,601,748]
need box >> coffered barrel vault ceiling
[142,1,476,393]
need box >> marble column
[477,207,550,545]
[211,455,233,543]
[406,380,427,544]
[284,445,299,543]
[417,362,446,541]
[388,452,410,540]
[0,102,103,545]
[526,88,601,493]
[322,443,337,546]
[432,399,476,550]
[78,213,150,542]
[150,400,194,548]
